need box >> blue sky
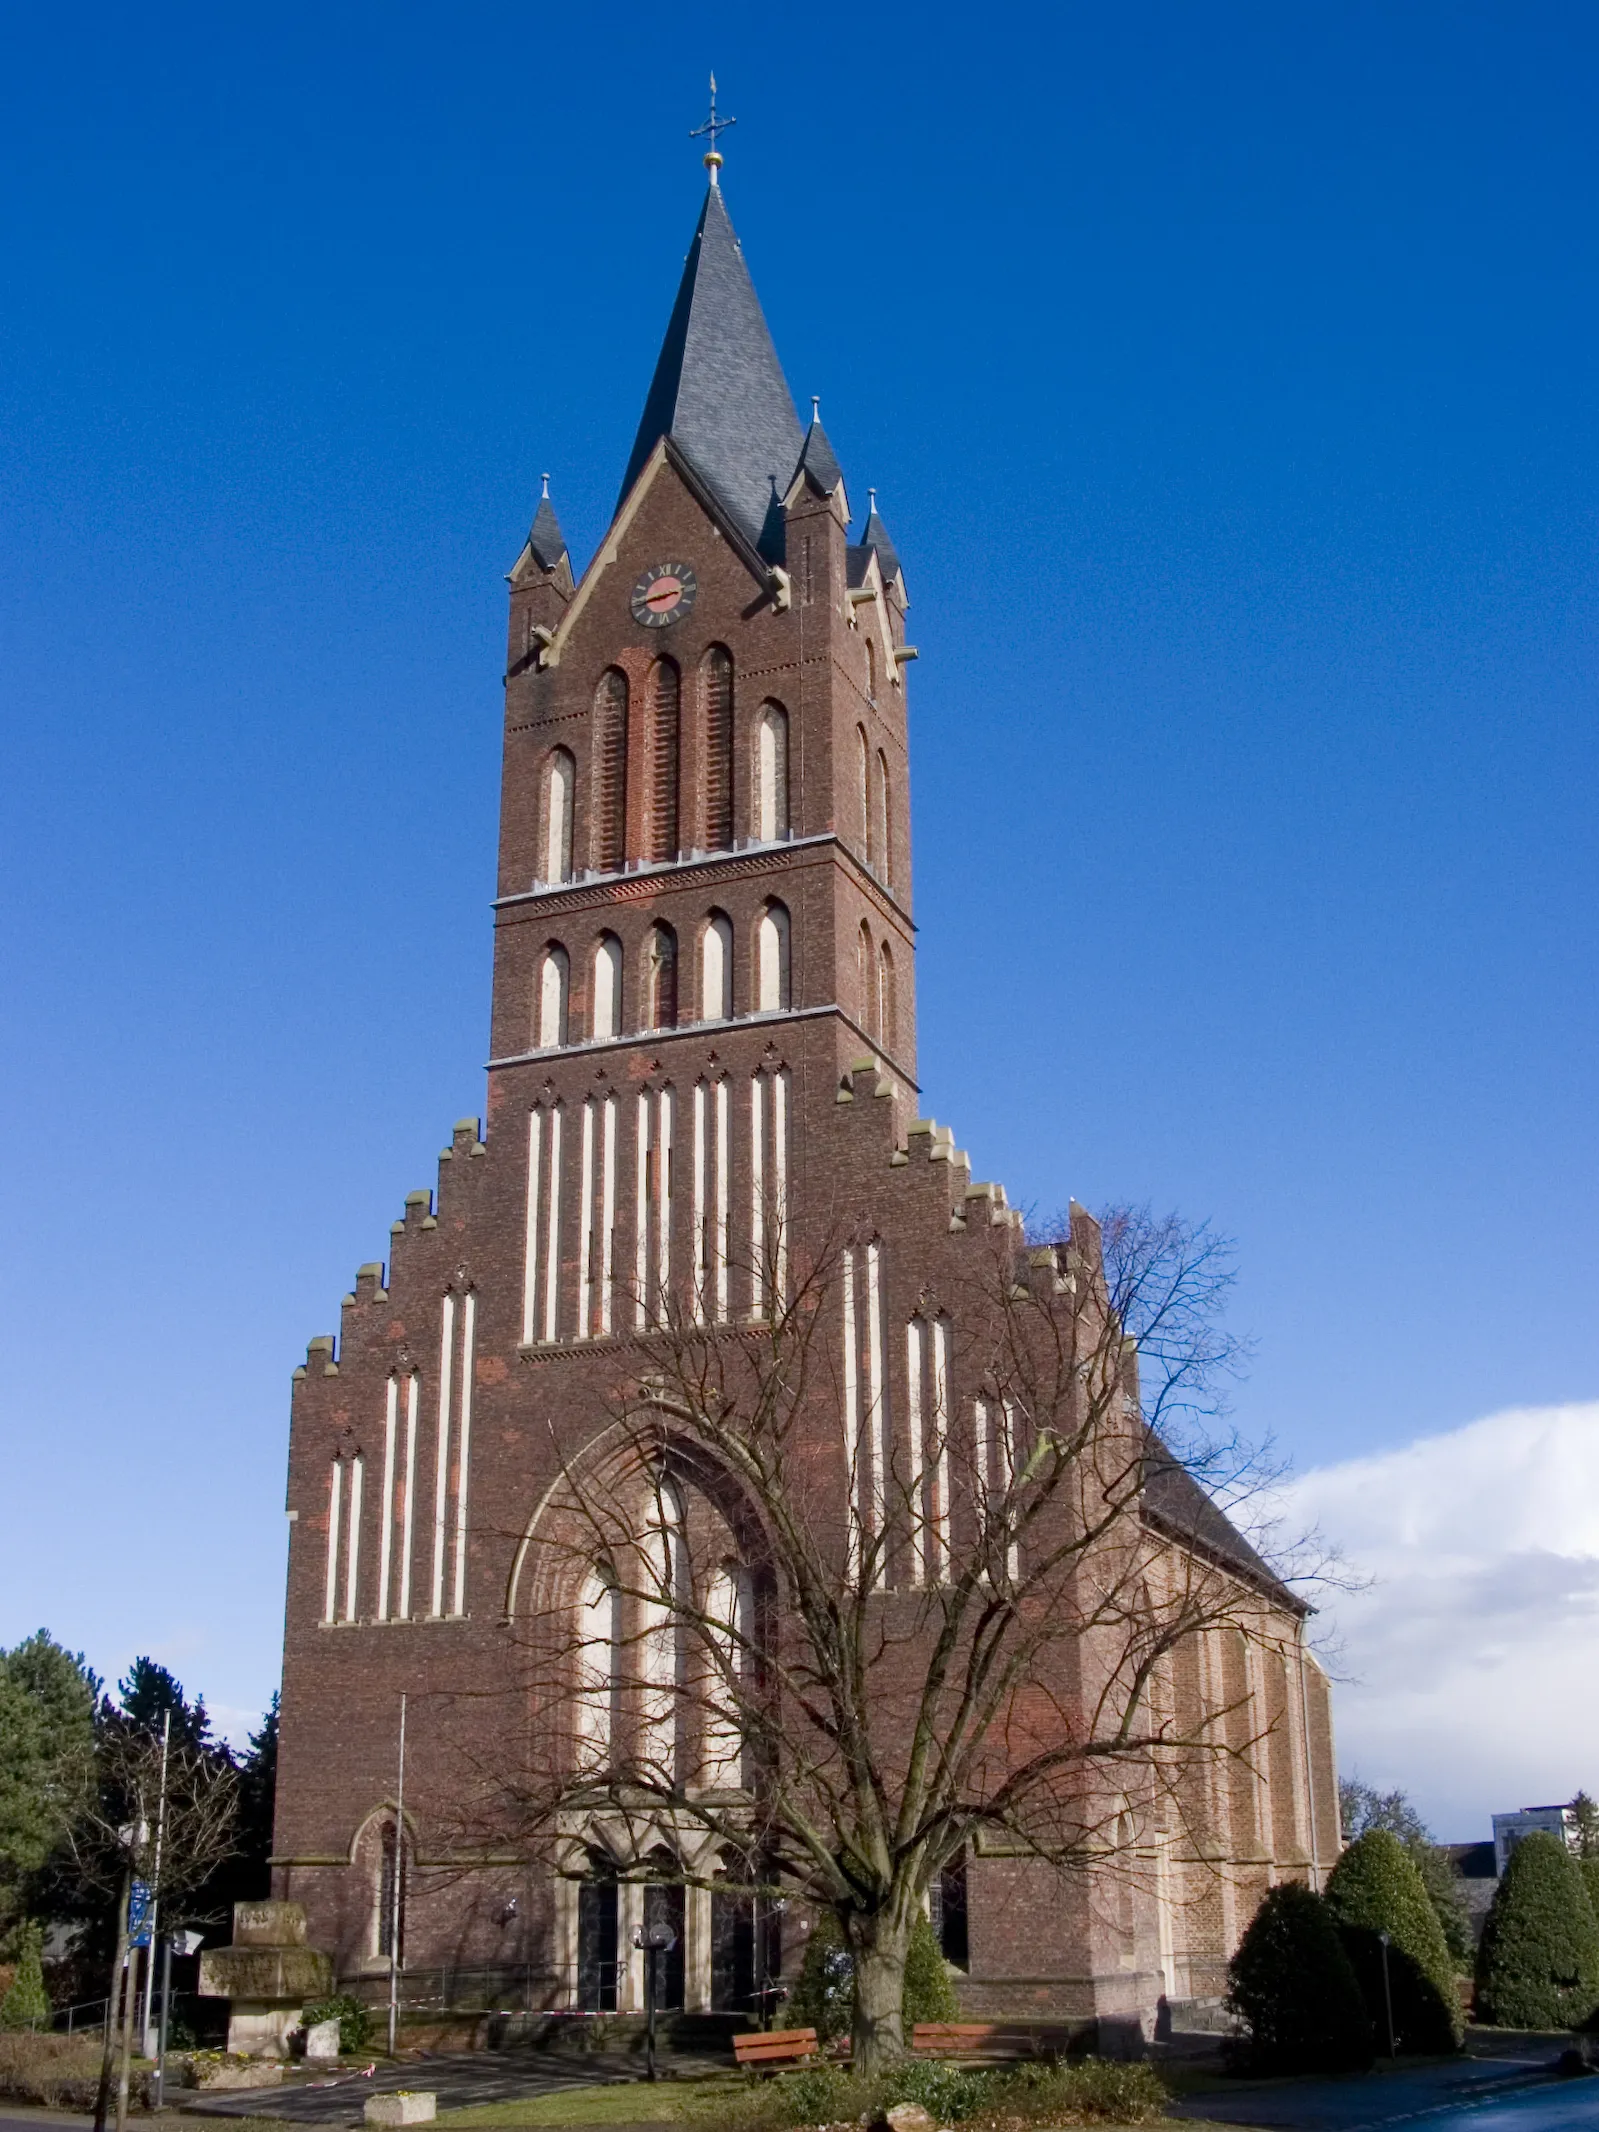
[3,2,1596,1832]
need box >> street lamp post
[151,1931,205,2108]
[631,1923,677,2083]
[1377,1930,1396,2060]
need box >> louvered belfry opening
[649,658,681,863]
[594,668,629,872]
[702,645,733,849]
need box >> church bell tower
[486,163,917,1339]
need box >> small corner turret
[507,475,573,676]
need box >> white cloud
[1284,1402,1599,1841]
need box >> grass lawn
[435,2083,706,2126]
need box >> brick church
[268,152,1340,2044]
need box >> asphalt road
[1171,2052,1599,2132]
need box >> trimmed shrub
[786,1910,853,2042]
[787,1909,959,2043]
[1227,1882,1373,2074]
[1326,1829,1462,2052]
[688,2055,1167,2129]
[1476,1831,1599,2031]
[1581,1857,1599,1929]
[902,1913,960,2026]
[0,1928,48,2032]
[300,1993,370,2054]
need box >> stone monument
[197,1901,334,2058]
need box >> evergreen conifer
[0,1923,50,2030]
[902,1913,959,2025]
[1476,1831,1599,2031]
[1326,1828,1462,2052]
[1227,1883,1373,2074]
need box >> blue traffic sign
[128,1881,154,1948]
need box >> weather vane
[690,73,736,183]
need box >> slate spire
[618,184,804,552]
[526,474,568,573]
[861,487,902,590]
[790,397,845,500]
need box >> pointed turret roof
[860,489,902,589]
[791,405,845,500]
[526,476,567,572]
[618,184,804,551]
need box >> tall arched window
[857,921,873,1036]
[757,901,790,1013]
[593,669,628,873]
[874,750,892,887]
[700,911,732,1022]
[375,1816,409,1961]
[865,634,877,702]
[640,1478,685,1778]
[591,933,622,1040]
[575,1569,621,1766]
[702,646,734,850]
[538,944,569,1049]
[703,1564,749,1788]
[544,748,574,883]
[857,727,872,868]
[878,940,896,1054]
[648,659,680,863]
[756,703,789,841]
[646,924,678,1030]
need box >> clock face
[630,561,699,629]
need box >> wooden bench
[912,2021,1027,2061]
[733,2025,819,2071]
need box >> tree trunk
[92,1873,131,2132]
[115,1935,140,2132]
[849,1916,909,2075]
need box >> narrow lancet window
[538,944,569,1049]
[592,933,622,1040]
[646,923,678,1030]
[757,901,790,1012]
[756,703,789,840]
[544,748,575,883]
[857,727,872,867]
[701,911,732,1021]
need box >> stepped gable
[616,183,804,552]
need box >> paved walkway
[178,2049,723,2127]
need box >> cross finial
[811,396,821,427]
[540,472,550,499]
[689,72,736,184]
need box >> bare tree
[465,1203,1301,2073]
[74,1720,238,2132]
